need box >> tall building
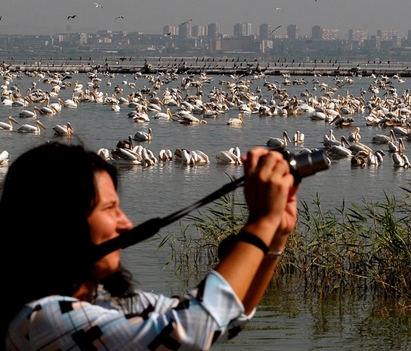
[287,24,297,40]
[311,25,322,40]
[377,29,398,41]
[234,23,252,37]
[322,28,339,40]
[208,22,220,39]
[259,24,271,39]
[349,29,368,43]
[178,22,191,38]
[163,25,178,36]
[192,25,207,37]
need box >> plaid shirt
[6,271,253,351]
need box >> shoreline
[3,57,411,77]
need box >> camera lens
[279,149,329,185]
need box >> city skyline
[1,0,411,40]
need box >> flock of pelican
[2,61,411,172]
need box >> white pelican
[393,141,410,168]
[180,149,194,165]
[134,128,152,141]
[216,150,242,165]
[116,135,133,150]
[52,122,74,136]
[341,136,372,154]
[367,150,385,165]
[18,109,37,118]
[158,149,173,161]
[110,147,142,165]
[228,147,241,158]
[173,110,206,125]
[34,105,59,116]
[191,150,210,164]
[0,150,10,166]
[111,104,120,112]
[58,98,78,108]
[97,148,111,161]
[371,130,393,144]
[17,120,47,134]
[154,108,173,120]
[141,147,158,166]
[0,116,19,130]
[347,127,361,142]
[293,130,305,144]
[131,106,150,123]
[227,113,244,126]
[266,131,291,148]
[388,133,401,153]
[326,145,352,159]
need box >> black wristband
[236,230,269,255]
[218,230,270,260]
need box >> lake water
[1,68,411,350]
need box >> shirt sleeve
[6,271,254,351]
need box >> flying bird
[115,15,124,20]
[0,16,2,20]
[275,7,282,10]
[181,19,192,25]
[270,25,282,35]
[93,2,103,8]
[67,14,78,19]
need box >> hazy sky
[1,0,410,39]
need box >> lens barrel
[278,149,329,186]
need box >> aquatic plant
[163,186,411,306]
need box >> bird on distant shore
[67,15,78,19]
[93,2,103,8]
[115,15,124,20]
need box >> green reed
[163,188,411,306]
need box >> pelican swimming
[293,130,305,144]
[134,128,152,141]
[0,150,10,166]
[173,110,206,125]
[158,149,173,161]
[191,150,210,164]
[34,105,59,116]
[17,120,47,134]
[371,130,394,144]
[216,150,242,165]
[58,98,78,108]
[392,140,409,168]
[154,108,173,120]
[116,135,133,150]
[52,122,74,136]
[341,136,372,154]
[18,109,37,118]
[227,113,244,126]
[266,131,291,148]
[0,116,19,130]
[110,147,142,165]
[326,144,352,159]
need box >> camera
[275,148,330,186]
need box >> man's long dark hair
[1,142,134,344]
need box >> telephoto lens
[276,148,330,186]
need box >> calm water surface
[1,70,411,350]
